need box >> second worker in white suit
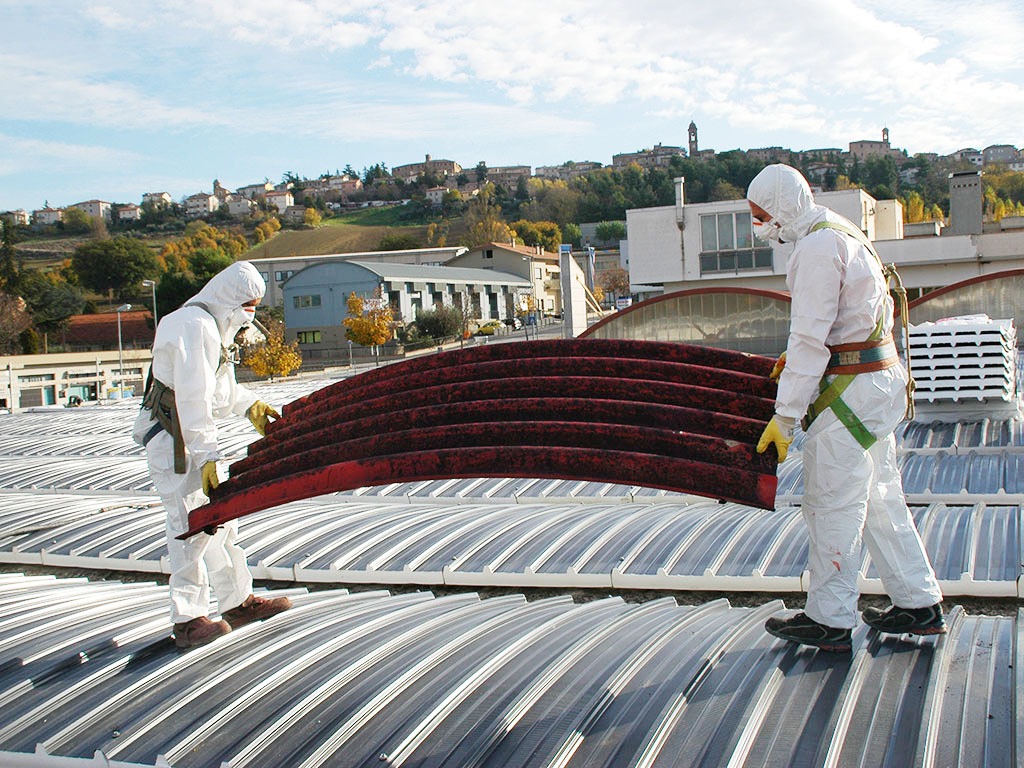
[133,261,292,649]
[749,164,944,653]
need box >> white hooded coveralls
[748,165,941,628]
[133,261,264,624]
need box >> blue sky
[1,0,1022,212]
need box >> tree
[344,291,394,353]
[413,304,464,340]
[0,293,31,354]
[378,232,422,251]
[242,319,302,380]
[598,267,631,302]
[61,207,93,235]
[595,221,627,243]
[0,221,21,293]
[460,184,512,247]
[511,219,562,251]
[304,207,322,227]
[19,270,87,341]
[71,236,160,300]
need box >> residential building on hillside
[425,187,446,208]
[70,200,111,221]
[116,203,141,222]
[249,246,469,307]
[184,192,218,218]
[613,143,686,170]
[265,189,294,213]
[848,128,907,161]
[747,147,793,164]
[983,144,1020,166]
[142,191,173,207]
[235,182,274,200]
[1,209,29,226]
[535,161,602,181]
[226,197,256,217]
[485,166,531,189]
[623,173,1024,300]
[302,175,363,196]
[32,208,62,226]
[944,148,983,167]
[392,154,463,181]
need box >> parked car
[476,319,504,336]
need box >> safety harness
[799,221,915,449]
[138,302,265,474]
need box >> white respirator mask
[753,215,782,242]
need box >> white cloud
[0,132,141,177]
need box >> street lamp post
[116,303,132,398]
[142,279,157,328]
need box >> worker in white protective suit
[748,164,943,653]
[133,261,291,649]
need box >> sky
[1,0,1022,212]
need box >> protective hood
[746,164,822,243]
[184,261,266,343]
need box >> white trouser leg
[147,432,253,624]
[801,413,870,629]
[863,434,942,608]
[203,520,253,614]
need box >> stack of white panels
[909,317,1018,403]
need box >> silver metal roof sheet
[0,380,1021,597]
[0,573,1018,768]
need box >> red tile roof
[64,310,154,349]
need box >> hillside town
[2,124,1023,229]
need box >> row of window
[699,212,773,275]
[294,294,321,308]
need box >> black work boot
[862,603,946,636]
[221,593,293,629]
[765,612,852,653]
[173,616,231,649]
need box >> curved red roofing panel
[184,339,780,537]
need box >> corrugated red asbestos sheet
[184,339,779,537]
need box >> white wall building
[624,177,1024,298]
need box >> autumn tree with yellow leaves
[242,319,303,381]
[344,291,395,361]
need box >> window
[293,294,322,309]
[259,271,269,282]
[699,212,773,275]
[484,249,494,259]
[296,330,321,344]
[275,270,295,282]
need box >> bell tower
[688,121,698,157]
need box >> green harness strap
[801,221,891,450]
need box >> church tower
[688,121,698,157]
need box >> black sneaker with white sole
[765,612,852,653]
[862,603,946,636]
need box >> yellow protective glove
[769,351,787,382]
[246,400,280,436]
[201,460,220,496]
[757,416,796,463]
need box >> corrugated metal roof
[0,371,1022,766]
[0,574,1018,768]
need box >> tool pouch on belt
[141,373,187,474]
